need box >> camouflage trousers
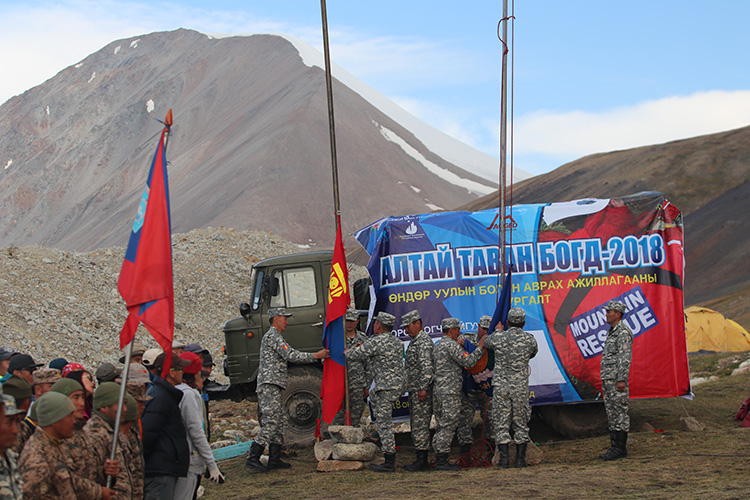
[602,379,630,432]
[256,383,285,446]
[492,385,531,444]
[371,389,401,454]
[332,386,367,427]
[408,387,433,451]
[433,393,462,454]
[457,389,493,445]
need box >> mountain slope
[0,29,499,251]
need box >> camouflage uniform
[11,416,37,455]
[255,325,316,447]
[123,424,144,499]
[332,329,371,427]
[345,324,406,454]
[432,320,485,455]
[18,427,103,500]
[74,412,135,498]
[601,318,633,432]
[456,331,493,446]
[484,325,538,444]
[405,329,434,451]
[0,449,23,500]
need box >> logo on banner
[486,213,518,231]
[570,285,659,359]
[399,220,424,240]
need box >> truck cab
[222,251,333,443]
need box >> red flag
[118,112,174,375]
[320,217,349,424]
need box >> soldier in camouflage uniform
[246,308,329,472]
[1,383,24,499]
[18,391,113,499]
[73,383,132,497]
[345,312,406,473]
[456,314,494,459]
[12,368,61,455]
[400,309,434,472]
[598,300,633,461]
[484,307,538,468]
[432,318,485,471]
[332,309,371,427]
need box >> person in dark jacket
[141,352,190,500]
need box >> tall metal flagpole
[107,109,173,488]
[499,0,509,278]
[320,0,351,425]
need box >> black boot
[267,443,291,470]
[245,441,268,472]
[403,449,430,472]
[515,442,528,468]
[497,443,510,468]
[617,430,628,458]
[599,431,626,460]
[435,452,460,471]
[370,452,396,473]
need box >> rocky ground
[0,227,337,381]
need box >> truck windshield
[269,266,318,309]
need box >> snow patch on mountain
[377,123,494,196]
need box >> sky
[1,0,749,177]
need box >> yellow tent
[685,306,750,352]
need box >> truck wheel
[281,365,323,445]
[535,402,608,439]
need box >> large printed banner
[355,192,691,405]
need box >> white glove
[208,465,225,484]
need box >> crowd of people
[0,340,223,499]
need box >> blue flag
[489,266,513,334]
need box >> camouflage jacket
[0,449,23,500]
[11,416,36,455]
[346,331,405,393]
[405,330,434,393]
[484,327,538,385]
[600,320,633,382]
[257,326,316,389]
[432,335,484,395]
[123,424,144,500]
[18,428,102,500]
[74,412,135,499]
[345,330,372,389]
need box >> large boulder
[327,425,364,444]
[314,439,335,461]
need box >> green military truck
[220,250,356,443]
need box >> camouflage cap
[121,363,150,385]
[441,318,460,331]
[508,307,526,324]
[400,310,421,326]
[345,309,359,321]
[374,311,396,329]
[268,307,293,319]
[33,368,61,386]
[478,315,492,329]
[604,300,627,313]
[125,381,153,402]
